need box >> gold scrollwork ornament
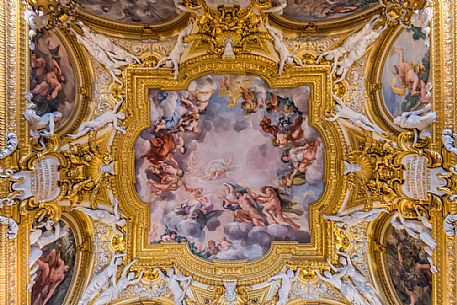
[26,0,77,29]
[348,132,443,220]
[380,0,428,26]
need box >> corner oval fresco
[31,30,78,130]
[385,225,432,305]
[282,0,378,22]
[381,22,431,118]
[30,219,77,305]
[134,74,324,261]
[77,0,178,24]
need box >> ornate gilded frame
[46,28,93,137]
[114,56,347,284]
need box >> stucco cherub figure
[92,259,144,305]
[324,207,388,231]
[314,269,370,305]
[267,268,300,305]
[78,253,126,305]
[154,20,194,80]
[24,92,63,148]
[69,99,126,139]
[326,93,386,135]
[156,267,192,305]
[327,251,383,305]
[265,21,304,76]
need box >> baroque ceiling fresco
[1,0,457,305]
[78,0,178,23]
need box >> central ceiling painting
[134,75,323,260]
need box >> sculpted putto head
[223,281,237,301]
[117,218,127,227]
[338,256,348,266]
[117,112,127,120]
[126,57,139,65]
[24,10,37,25]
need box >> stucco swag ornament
[441,128,457,236]
[0,133,18,160]
[442,129,457,157]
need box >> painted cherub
[391,47,428,99]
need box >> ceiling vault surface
[0,1,456,305]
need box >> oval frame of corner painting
[58,29,93,136]
[368,19,433,134]
[112,55,348,285]
[21,211,93,305]
[371,214,434,305]
[58,212,94,305]
[30,28,93,137]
